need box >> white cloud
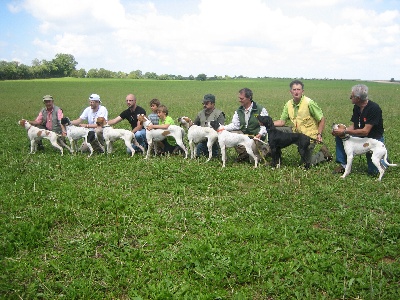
[6,0,400,79]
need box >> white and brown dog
[95,117,145,157]
[332,123,396,181]
[19,119,69,155]
[61,117,94,157]
[178,116,218,161]
[209,120,258,168]
[137,114,188,159]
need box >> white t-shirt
[79,105,108,131]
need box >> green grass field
[1,78,399,299]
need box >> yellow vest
[287,96,319,139]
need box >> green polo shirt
[160,116,176,146]
[279,95,324,123]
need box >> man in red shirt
[28,95,65,150]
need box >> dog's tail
[382,152,397,167]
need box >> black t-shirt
[119,106,147,129]
[351,100,384,139]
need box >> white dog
[19,119,69,155]
[178,116,218,161]
[209,121,258,168]
[61,117,94,157]
[332,123,396,181]
[137,114,188,159]
[95,117,145,157]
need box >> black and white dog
[257,115,314,168]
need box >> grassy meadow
[0,78,399,299]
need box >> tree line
[0,53,247,81]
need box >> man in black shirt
[108,94,147,152]
[332,84,386,175]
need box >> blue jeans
[335,135,387,174]
[127,129,147,154]
[196,142,219,158]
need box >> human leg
[133,129,147,151]
[196,142,208,157]
[333,136,347,173]
[366,136,387,175]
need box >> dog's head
[61,117,71,126]
[18,119,28,127]
[209,120,221,131]
[331,123,346,131]
[257,115,275,130]
[137,114,147,124]
[96,117,107,127]
[178,116,193,128]
[332,123,347,138]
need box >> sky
[1,0,399,80]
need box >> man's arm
[333,122,372,137]
[274,120,286,127]
[224,112,240,131]
[132,120,144,133]
[108,116,122,126]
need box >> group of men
[27,80,387,176]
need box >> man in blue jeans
[108,94,147,153]
[332,84,387,175]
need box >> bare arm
[107,116,122,126]
[274,120,286,127]
[333,122,372,137]
[132,120,144,133]
[147,123,169,130]
[70,118,93,128]
[316,117,326,142]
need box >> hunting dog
[209,120,258,168]
[95,117,145,157]
[61,117,94,157]
[257,115,314,169]
[19,119,69,155]
[332,123,396,181]
[137,114,188,159]
[178,116,218,161]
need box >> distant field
[1,78,399,299]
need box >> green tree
[86,68,99,78]
[51,53,78,77]
[128,69,143,79]
[72,68,87,78]
[144,72,158,79]
[196,73,207,81]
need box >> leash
[252,137,268,164]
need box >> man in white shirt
[224,88,269,162]
[70,94,108,153]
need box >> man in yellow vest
[273,80,332,166]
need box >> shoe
[172,146,182,155]
[332,165,345,174]
[235,152,250,162]
[320,145,332,161]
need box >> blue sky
[1,0,399,80]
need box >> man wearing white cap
[28,95,66,150]
[70,93,108,153]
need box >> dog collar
[102,125,111,128]
[217,128,225,133]
[341,135,350,141]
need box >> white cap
[89,93,101,102]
